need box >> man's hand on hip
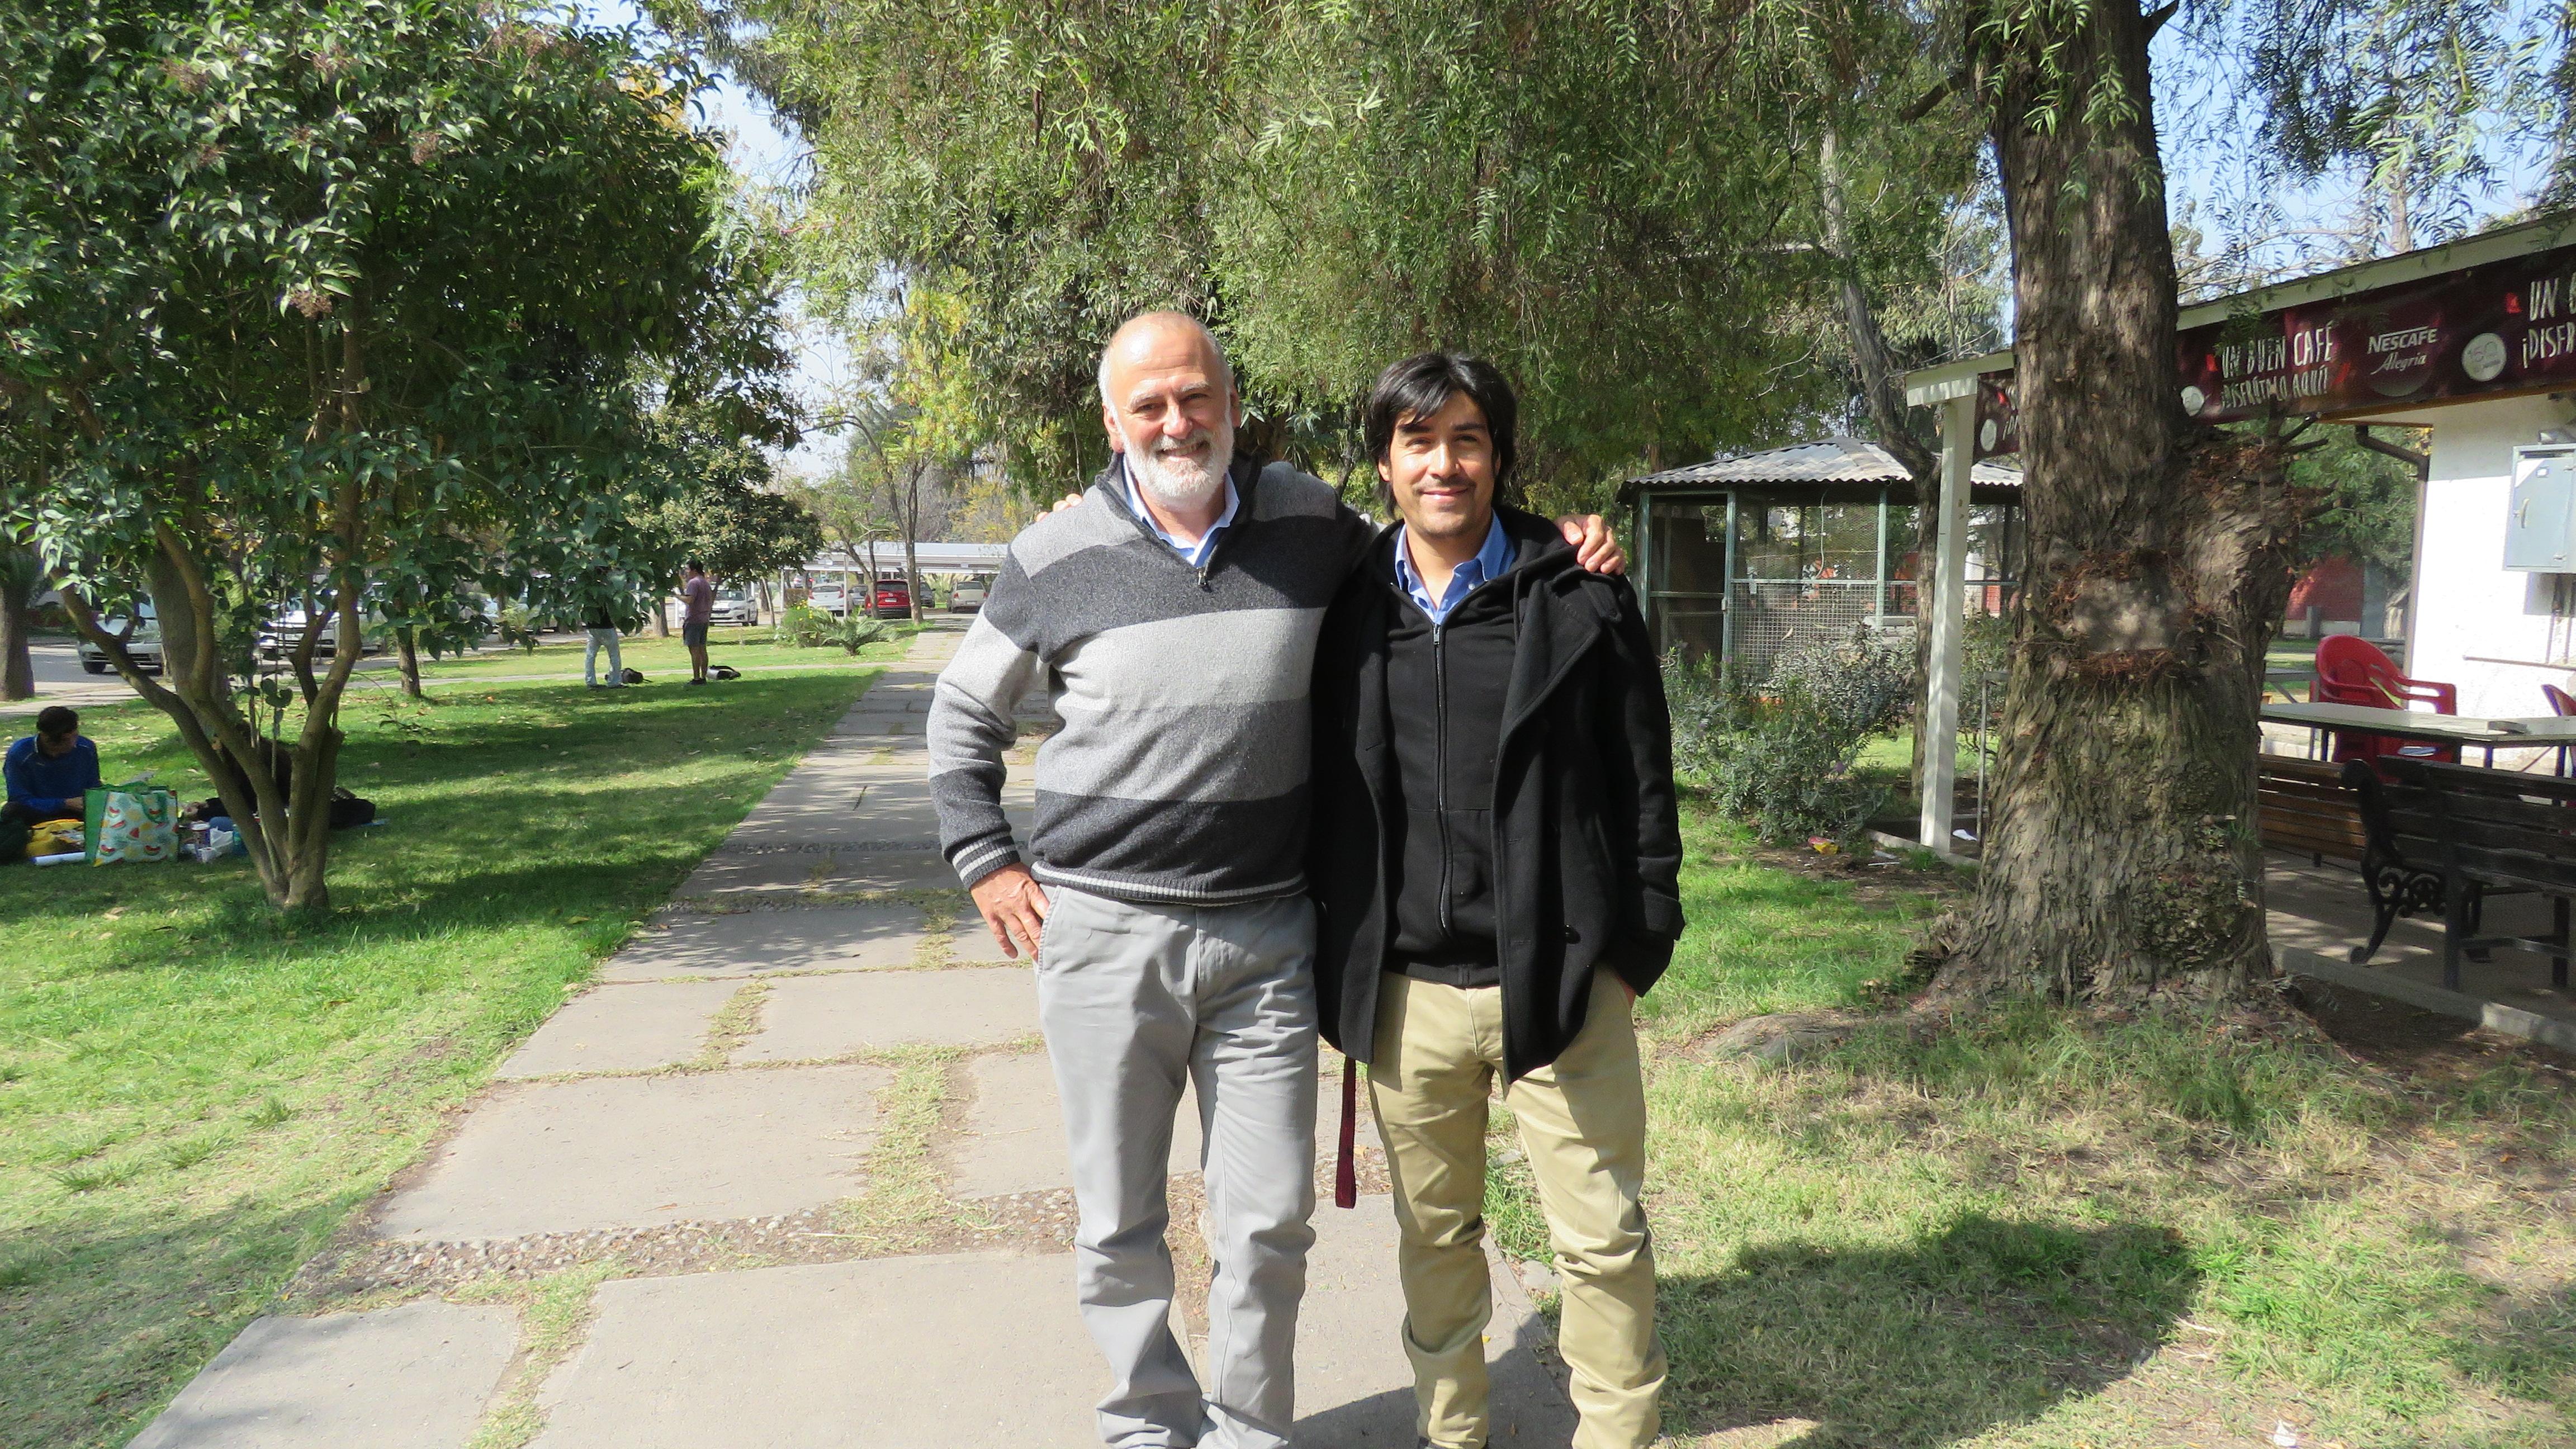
[970,863,1052,959]
[1554,514,1627,575]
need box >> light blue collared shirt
[1394,514,1513,624]
[1119,459,1240,570]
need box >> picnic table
[2259,702,2576,770]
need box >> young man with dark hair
[5,705,102,824]
[1308,353,1684,1449]
[679,560,714,685]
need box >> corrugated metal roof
[1629,437,2024,489]
[1632,437,1909,486]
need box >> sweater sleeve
[1594,579,1686,990]
[927,570,1045,889]
[2,740,35,810]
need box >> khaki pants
[1368,970,1664,1449]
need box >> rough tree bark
[0,555,35,702]
[1928,0,2310,1000]
[395,626,424,698]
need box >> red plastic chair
[2312,634,2459,771]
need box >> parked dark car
[870,576,912,619]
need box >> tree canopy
[656,0,1995,504]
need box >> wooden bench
[2348,759,2575,989]
[2257,756,2367,865]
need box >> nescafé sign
[1973,238,2576,460]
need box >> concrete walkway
[131,626,1580,1448]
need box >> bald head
[1097,311,1232,409]
[1099,310,1238,515]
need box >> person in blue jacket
[4,705,102,825]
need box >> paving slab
[600,905,954,981]
[128,1300,518,1449]
[495,979,740,1078]
[953,1051,1203,1198]
[1291,1199,1578,1446]
[676,846,958,897]
[528,1254,1102,1449]
[741,965,1039,1061]
[375,1065,888,1241]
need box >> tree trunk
[903,463,925,627]
[1819,125,1947,787]
[395,627,423,698]
[0,581,33,702]
[1930,2,2308,1001]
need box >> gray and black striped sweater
[927,457,1372,905]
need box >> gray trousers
[1036,884,1320,1449]
[583,628,623,686]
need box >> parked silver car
[76,602,161,674]
[257,607,382,659]
[950,576,991,613]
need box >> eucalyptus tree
[662,0,1236,493]
[1,0,793,911]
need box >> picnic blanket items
[29,818,82,855]
[84,784,179,864]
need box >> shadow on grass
[1661,1214,2197,1448]
[0,1196,362,1449]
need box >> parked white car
[950,576,991,613]
[707,588,760,627]
[805,586,850,618]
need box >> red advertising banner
[1971,236,2576,460]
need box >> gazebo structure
[1624,437,2024,680]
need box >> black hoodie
[1307,505,1685,1080]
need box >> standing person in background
[4,705,102,825]
[582,590,627,690]
[1307,353,1683,1449]
[679,560,714,686]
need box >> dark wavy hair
[1362,353,1518,509]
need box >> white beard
[1121,419,1232,512]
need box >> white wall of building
[2370,393,2576,723]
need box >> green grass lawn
[0,659,882,1449]
[1492,806,2576,1448]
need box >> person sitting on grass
[4,705,103,827]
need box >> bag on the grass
[619,667,645,685]
[84,785,179,864]
[709,664,741,681]
[328,788,377,830]
[29,818,83,856]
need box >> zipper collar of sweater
[1100,453,1259,560]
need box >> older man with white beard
[927,312,1620,1449]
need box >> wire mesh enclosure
[1630,439,2022,683]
